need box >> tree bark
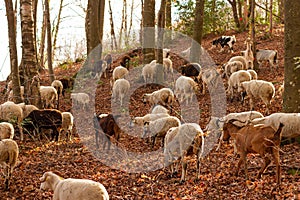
[227,0,241,30]
[20,0,41,108]
[5,0,22,103]
[142,0,155,64]
[190,0,205,63]
[165,0,172,44]
[45,0,54,82]
[156,0,166,83]
[52,0,64,62]
[249,0,258,70]
[269,0,273,34]
[108,0,118,50]
[283,0,300,112]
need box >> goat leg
[257,156,271,179]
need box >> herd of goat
[0,34,296,199]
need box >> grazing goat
[51,80,63,109]
[0,139,19,190]
[216,110,264,151]
[93,113,121,150]
[175,76,198,105]
[129,112,169,128]
[0,122,14,140]
[256,49,278,69]
[0,101,24,141]
[59,112,74,141]
[251,112,300,138]
[104,53,113,70]
[227,70,251,101]
[228,56,248,70]
[212,35,236,53]
[111,66,129,87]
[143,116,181,148]
[164,123,205,183]
[222,119,284,184]
[142,62,157,85]
[23,109,62,141]
[112,78,130,106]
[40,86,58,109]
[222,61,243,79]
[178,63,202,82]
[242,38,254,69]
[241,80,275,115]
[71,92,90,110]
[143,88,175,110]
[40,171,109,200]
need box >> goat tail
[274,123,284,141]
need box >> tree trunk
[45,0,54,83]
[156,0,166,83]
[278,0,284,23]
[142,0,155,64]
[249,0,258,70]
[140,0,144,45]
[283,0,300,112]
[20,0,41,108]
[165,0,172,44]
[228,0,241,30]
[190,0,205,63]
[39,4,46,70]
[243,0,248,30]
[86,0,105,56]
[52,0,64,62]
[5,0,22,103]
[269,0,273,34]
[108,0,118,50]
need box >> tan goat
[222,119,284,185]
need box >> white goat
[143,88,175,109]
[241,80,275,114]
[150,105,169,114]
[222,60,244,79]
[242,38,254,69]
[0,139,19,190]
[247,69,258,80]
[175,76,198,105]
[40,86,58,109]
[256,49,278,69]
[111,66,129,87]
[142,62,157,85]
[0,101,24,141]
[251,112,300,138]
[51,80,63,96]
[130,112,170,127]
[0,122,14,140]
[228,56,248,70]
[143,116,181,148]
[40,171,109,200]
[71,92,90,110]
[59,112,74,141]
[112,78,130,106]
[164,123,205,183]
[227,70,251,101]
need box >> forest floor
[0,25,299,199]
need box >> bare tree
[4,0,22,103]
[165,0,172,43]
[249,0,258,70]
[227,0,241,30]
[269,0,273,34]
[52,0,64,60]
[39,1,46,69]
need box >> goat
[223,119,284,184]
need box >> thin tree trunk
[39,2,46,69]
[156,0,166,83]
[269,0,273,34]
[128,0,134,40]
[108,0,118,50]
[119,1,126,48]
[45,0,54,82]
[249,0,258,70]
[265,0,268,23]
[228,0,241,30]
[140,0,144,45]
[52,0,64,62]
[5,0,22,103]
[243,0,248,30]
[32,0,39,69]
[165,0,172,44]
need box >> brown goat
[223,119,284,184]
[93,114,121,150]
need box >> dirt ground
[0,25,299,199]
